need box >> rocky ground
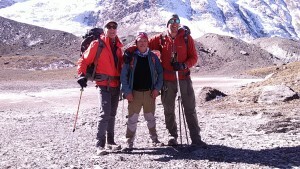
[1,16,299,169]
[0,60,299,169]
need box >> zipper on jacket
[171,38,177,63]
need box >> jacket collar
[167,28,185,39]
[135,48,149,57]
[101,35,124,48]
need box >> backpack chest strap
[94,73,120,81]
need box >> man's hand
[77,75,87,88]
[151,89,159,99]
[126,93,134,102]
[171,62,187,71]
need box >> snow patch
[28,38,43,46]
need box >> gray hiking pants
[161,78,202,143]
[96,86,120,147]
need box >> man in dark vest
[121,32,164,151]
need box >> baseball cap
[136,32,148,41]
[104,21,118,29]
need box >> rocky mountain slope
[252,37,300,63]
[2,15,300,76]
[0,16,81,60]
[196,33,280,76]
[0,0,299,41]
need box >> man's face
[168,18,180,34]
[105,23,117,38]
[136,38,148,53]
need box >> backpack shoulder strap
[130,56,134,69]
[91,39,104,80]
[160,34,164,46]
[184,33,188,49]
[150,52,156,65]
[178,25,190,49]
[159,32,167,51]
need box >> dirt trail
[0,76,299,169]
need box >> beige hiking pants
[125,90,158,144]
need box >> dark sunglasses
[106,24,117,29]
[168,18,180,24]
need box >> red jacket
[77,35,123,87]
[148,29,198,81]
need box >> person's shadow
[116,144,300,168]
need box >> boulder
[257,85,299,103]
[198,87,227,102]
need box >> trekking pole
[72,88,84,132]
[122,97,125,119]
[181,100,189,145]
[176,71,182,145]
[120,93,127,126]
[175,71,189,145]
[122,96,125,116]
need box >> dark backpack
[181,25,190,47]
[80,28,104,54]
[80,28,104,81]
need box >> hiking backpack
[80,27,104,54]
[80,27,104,81]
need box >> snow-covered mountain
[0,0,299,41]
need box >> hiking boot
[96,147,108,156]
[152,139,164,147]
[121,143,133,152]
[95,138,106,148]
[191,140,208,149]
[96,140,104,148]
[167,138,178,146]
[106,142,122,151]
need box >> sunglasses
[106,24,117,29]
[168,18,180,24]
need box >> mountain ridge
[0,16,81,60]
[0,0,299,41]
[2,15,297,77]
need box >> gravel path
[0,77,299,169]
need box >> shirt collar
[135,48,149,57]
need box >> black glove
[77,75,87,88]
[171,62,187,71]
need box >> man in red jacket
[148,14,207,148]
[77,21,123,155]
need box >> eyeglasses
[106,24,117,29]
[168,18,180,24]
